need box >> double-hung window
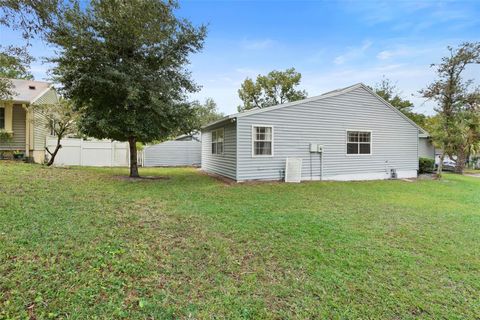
[253,126,273,156]
[347,131,371,155]
[0,108,5,129]
[211,128,224,155]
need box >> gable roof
[203,82,429,135]
[3,79,54,103]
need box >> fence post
[79,138,83,166]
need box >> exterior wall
[418,137,435,159]
[33,87,58,105]
[236,87,419,182]
[201,121,237,180]
[31,150,45,163]
[32,109,50,152]
[0,104,26,150]
[32,87,58,153]
[143,140,201,167]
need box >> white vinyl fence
[46,137,129,167]
[143,140,201,167]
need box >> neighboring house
[143,134,201,167]
[201,83,427,182]
[418,133,436,159]
[0,79,58,163]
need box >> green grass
[1,162,479,319]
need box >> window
[0,108,4,129]
[0,108,5,129]
[347,131,371,155]
[253,126,273,156]
[211,128,224,154]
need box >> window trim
[211,127,224,155]
[346,130,372,156]
[251,125,274,157]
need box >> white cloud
[334,40,372,65]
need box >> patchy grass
[1,162,479,319]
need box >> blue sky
[2,0,479,115]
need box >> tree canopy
[176,98,224,137]
[371,77,428,128]
[37,0,206,177]
[237,68,308,112]
[421,42,480,174]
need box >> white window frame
[346,130,372,156]
[211,128,224,155]
[252,125,274,157]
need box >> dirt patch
[112,175,170,181]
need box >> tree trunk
[46,135,62,166]
[437,152,445,178]
[455,149,466,174]
[128,137,139,178]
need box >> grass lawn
[1,162,479,319]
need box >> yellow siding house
[0,79,58,163]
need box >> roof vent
[28,85,36,90]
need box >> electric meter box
[310,143,324,153]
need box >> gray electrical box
[310,143,323,153]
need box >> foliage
[0,0,61,39]
[372,77,428,128]
[421,42,480,175]
[0,46,33,79]
[0,46,34,99]
[1,163,480,318]
[237,67,308,112]
[177,98,224,136]
[0,0,55,99]
[33,99,79,166]
[0,128,12,142]
[37,0,206,177]
[419,157,435,174]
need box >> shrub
[419,157,435,174]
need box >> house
[0,79,58,163]
[201,83,426,182]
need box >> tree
[176,98,224,137]
[0,0,58,99]
[34,99,79,166]
[238,68,308,112]
[372,77,428,128]
[421,42,480,175]
[41,0,206,177]
[0,46,34,99]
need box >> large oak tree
[43,0,206,177]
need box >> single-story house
[0,79,58,163]
[201,83,428,182]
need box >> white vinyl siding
[201,122,237,180]
[252,126,273,156]
[236,86,418,181]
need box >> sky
[1,0,479,115]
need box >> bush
[419,157,435,174]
